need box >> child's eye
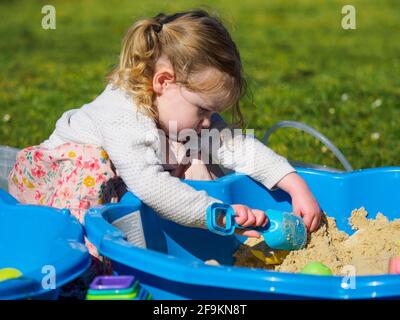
[198,106,211,116]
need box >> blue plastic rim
[0,189,91,300]
[84,167,400,300]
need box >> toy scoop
[206,203,307,250]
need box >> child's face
[156,82,218,139]
[153,58,224,140]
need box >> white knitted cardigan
[41,83,295,229]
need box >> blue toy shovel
[206,203,307,250]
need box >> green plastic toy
[301,262,332,275]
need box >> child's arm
[207,114,321,231]
[275,172,321,232]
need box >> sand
[232,208,400,275]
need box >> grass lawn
[0,0,399,170]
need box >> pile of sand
[232,208,400,275]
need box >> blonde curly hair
[107,9,249,128]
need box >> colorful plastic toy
[389,257,400,274]
[86,276,151,300]
[0,268,22,282]
[301,262,333,275]
[206,203,307,250]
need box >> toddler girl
[8,10,321,268]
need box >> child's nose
[201,117,211,129]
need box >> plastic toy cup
[86,287,151,300]
[88,275,139,297]
[389,257,400,274]
[86,291,139,300]
[86,275,152,300]
[89,275,136,290]
[87,284,139,297]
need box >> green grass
[0,0,399,170]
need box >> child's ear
[153,69,175,94]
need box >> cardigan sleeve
[100,110,222,229]
[205,113,296,190]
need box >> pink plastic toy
[388,257,400,274]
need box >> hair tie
[152,12,186,33]
[153,22,163,33]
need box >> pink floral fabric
[8,143,113,224]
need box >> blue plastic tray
[0,190,91,300]
[85,167,400,299]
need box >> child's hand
[276,172,322,232]
[291,188,321,232]
[217,204,268,238]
